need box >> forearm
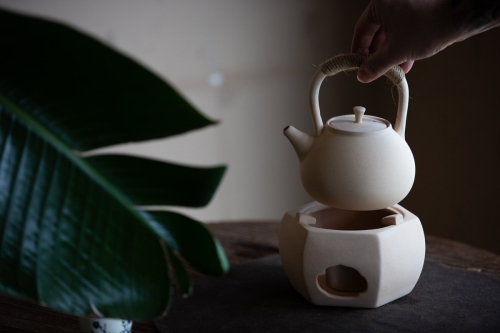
[451,0,500,39]
[351,0,500,83]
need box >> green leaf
[0,100,171,320]
[139,210,229,276]
[166,247,192,296]
[85,154,226,207]
[0,8,227,321]
[0,107,41,301]
[0,8,214,152]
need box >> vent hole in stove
[317,265,368,297]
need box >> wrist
[451,0,500,37]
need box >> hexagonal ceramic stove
[279,201,425,308]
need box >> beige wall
[1,1,499,253]
[0,0,320,221]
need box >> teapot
[284,54,415,211]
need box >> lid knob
[353,106,366,123]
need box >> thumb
[357,43,402,83]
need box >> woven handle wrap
[309,53,409,138]
[321,53,405,85]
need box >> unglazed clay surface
[297,121,415,211]
[279,201,425,308]
[283,58,415,211]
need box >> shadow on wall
[400,32,500,255]
[313,1,500,254]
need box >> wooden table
[1,222,499,333]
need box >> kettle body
[299,117,414,211]
[284,54,415,211]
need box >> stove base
[279,201,425,308]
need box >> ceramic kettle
[284,54,415,211]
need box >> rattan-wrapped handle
[309,54,409,138]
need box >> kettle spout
[283,126,314,161]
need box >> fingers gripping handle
[322,54,405,84]
[309,54,409,138]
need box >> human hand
[351,0,500,83]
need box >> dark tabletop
[1,222,499,333]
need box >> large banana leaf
[0,8,228,321]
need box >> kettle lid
[328,106,389,133]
